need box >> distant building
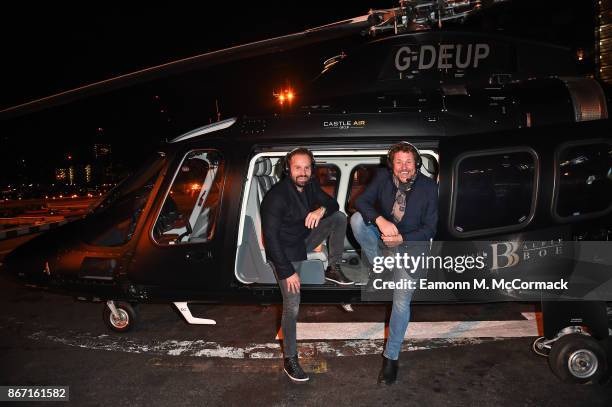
[68,166,75,186]
[55,165,92,186]
[84,164,92,184]
[94,144,112,159]
[55,168,67,182]
[596,0,612,83]
[93,144,113,184]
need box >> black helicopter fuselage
[3,112,611,305]
[2,31,611,306]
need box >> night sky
[0,1,596,186]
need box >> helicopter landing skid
[173,302,217,325]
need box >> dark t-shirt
[296,189,309,211]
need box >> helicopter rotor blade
[1,13,375,120]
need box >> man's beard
[292,175,310,187]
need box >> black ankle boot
[378,355,398,385]
[283,356,310,382]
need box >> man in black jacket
[351,142,438,385]
[261,147,353,382]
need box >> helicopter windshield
[90,152,165,215]
[81,152,166,247]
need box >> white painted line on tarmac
[27,330,507,359]
[521,312,537,320]
[279,318,540,340]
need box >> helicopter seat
[420,153,439,182]
[253,157,279,256]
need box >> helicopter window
[81,163,163,247]
[345,164,381,214]
[452,150,537,235]
[555,142,612,218]
[153,150,225,245]
[316,164,340,198]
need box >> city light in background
[0,1,599,204]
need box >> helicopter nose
[0,250,21,283]
[1,242,47,285]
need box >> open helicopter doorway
[234,148,439,287]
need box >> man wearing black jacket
[261,147,353,382]
[351,142,438,385]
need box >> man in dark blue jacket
[261,147,353,383]
[351,142,438,385]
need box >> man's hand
[285,273,301,293]
[305,207,325,229]
[375,216,399,237]
[381,233,403,247]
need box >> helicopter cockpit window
[82,154,165,247]
[452,150,537,235]
[555,142,612,218]
[153,150,225,245]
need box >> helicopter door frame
[234,147,439,285]
[127,146,229,288]
[153,151,220,242]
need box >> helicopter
[1,0,611,385]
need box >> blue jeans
[350,212,415,360]
[384,267,415,360]
[349,211,381,266]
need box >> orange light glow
[274,88,296,105]
[191,183,201,191]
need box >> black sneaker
[283,356,310,382]
[325,263,354,285]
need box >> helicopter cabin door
[128,148,229,290]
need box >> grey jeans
[278,211,347,357]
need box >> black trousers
[278,211,347,357]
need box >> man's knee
[328,210,347,224]
[350,211,366,234]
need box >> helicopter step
[173,302,217,325]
